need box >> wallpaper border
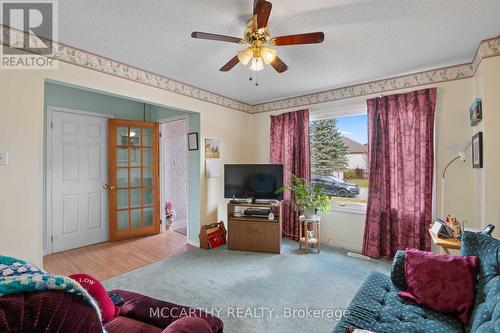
[253,35,500,113]
[1,25,499,114]
[0,25,252,113]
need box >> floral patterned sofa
[332,231,499,333]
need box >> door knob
[103,184,115,190]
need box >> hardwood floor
[43,230,192,280]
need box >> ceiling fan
[191,0,325,74]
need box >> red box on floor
[199,221,227,249]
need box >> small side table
[428,229,461,254]
[299,215,321,254]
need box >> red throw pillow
[69,273,120,322]
[399,248,479,325]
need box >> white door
[160,118,188,230]
[49,110,108,253]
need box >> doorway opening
[160,117,189,239]
[43,81,200,263]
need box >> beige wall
[200,106,255,226]
[0,60,253,265]
[472,62,486,232]
[320,210,366,252]
[0,70,45,264]
[252,79,476,252]
[472,57,500,239]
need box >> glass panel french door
[108,119,160,241]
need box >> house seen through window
[310,114,368,204]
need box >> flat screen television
[224,164,284,200]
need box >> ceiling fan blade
[220,55,240,72]
[270,56,288,73]
[254,0,272,29]
[272,32,324,46]
[191,32,244,44]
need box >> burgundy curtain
[362,88,436,259]
[270,109,310,240]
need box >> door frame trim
[45,106,113,255]
[159,115,189,241]
[157,114,188,123]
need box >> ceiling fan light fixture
[192,0,324,74]
[261,47,277,64]
[249,57,264,71]
[237,47,253,65]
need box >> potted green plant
[277,174,330,218]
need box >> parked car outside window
[311,174,360,198]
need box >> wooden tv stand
[227,201,282,254]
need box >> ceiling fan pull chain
[249,69,259,86]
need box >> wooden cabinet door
[228,220,248,250]
[246,223,280,253]
[228,220,280,253]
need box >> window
[310,114,368,210]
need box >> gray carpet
[102,241,390,333]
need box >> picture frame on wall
[205,138,220,159]
[472,132,483,168]
[187,132,199,151]
[469,98,482,127]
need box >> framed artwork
[469,98,482,126]
[188,132,199,151]
[205,138,220,159]
[472,132,483,168]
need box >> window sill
[329,201,367,215]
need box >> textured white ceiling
[58,0,500,105]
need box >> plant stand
[299,215,321,254]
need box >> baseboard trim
[347,252,371,261]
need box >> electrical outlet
[0,152,8,166]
